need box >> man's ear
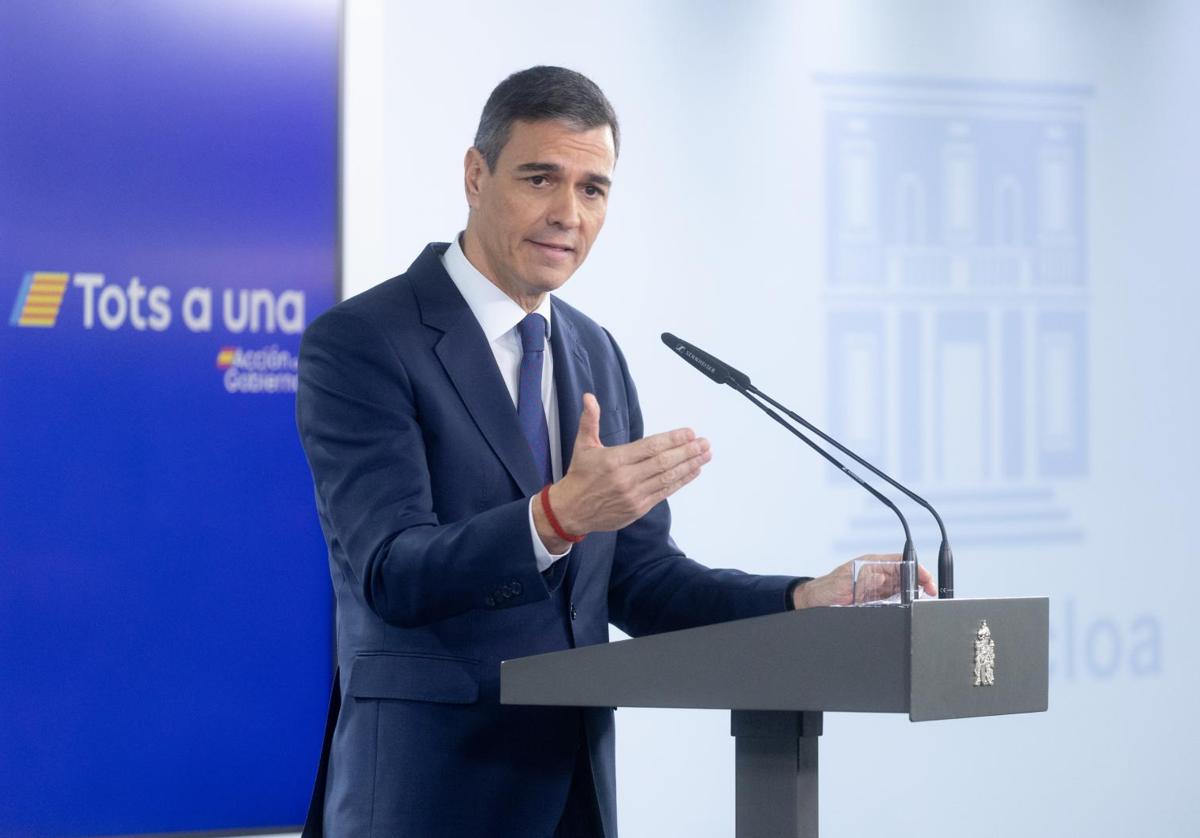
[464,147,487,209]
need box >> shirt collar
[442,233,553,344]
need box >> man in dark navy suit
[296,66,934,838]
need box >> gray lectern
[502,596,1048,838]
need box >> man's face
[464,118,615,304]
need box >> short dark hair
[473,66,620,171]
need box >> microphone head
[661,332,752,389]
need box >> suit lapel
[549,299,596,597]
[411,245,543,497]
[549,298,594,474]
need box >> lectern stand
[501,597,1048,838]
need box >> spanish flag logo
[9,272,69,328]
[216,346,237,369]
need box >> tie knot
[517,312,548,353]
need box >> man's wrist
[787,577,813,610]
[542,482,588,542]
[532,487,573,554]
[545,482,585,538]
[527,496,570,570]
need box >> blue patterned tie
[516,312,553,486]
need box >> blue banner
[0,2,339,835]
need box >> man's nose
[546,186,581,229]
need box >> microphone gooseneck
[663,332,924,604]
[663,331,957,602]
[739,387,916,551]
[744,386,953,600]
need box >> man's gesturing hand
[533,393,711,552]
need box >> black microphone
[662,334,752,389]
[663,332,925,603]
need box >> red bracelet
[539,485,585,544]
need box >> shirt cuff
[528,496,571,573]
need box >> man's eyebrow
[514,161,612,188]
[514,162,560,174]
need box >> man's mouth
[528,240,574,254]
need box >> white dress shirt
[441,235,571,571]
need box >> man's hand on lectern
[791,554,937,608]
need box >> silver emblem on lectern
[973,620,996,687]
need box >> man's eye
[529,176,548,186]
[584,185,606,198]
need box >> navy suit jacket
[295,243,797,837]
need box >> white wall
[334,1,1200,835]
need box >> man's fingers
[629,437,710,482]
[850,555,937,598]
[859,553,903,563]
[576,393,603,448]
[918,564,938,596]
[642,458,704,509]
[636,447,710,495]
[619,427,696,465]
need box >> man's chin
[523,266,577,295]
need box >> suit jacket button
[485,595,496,607]
[511,581,523,595]
[570,603,578,621]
